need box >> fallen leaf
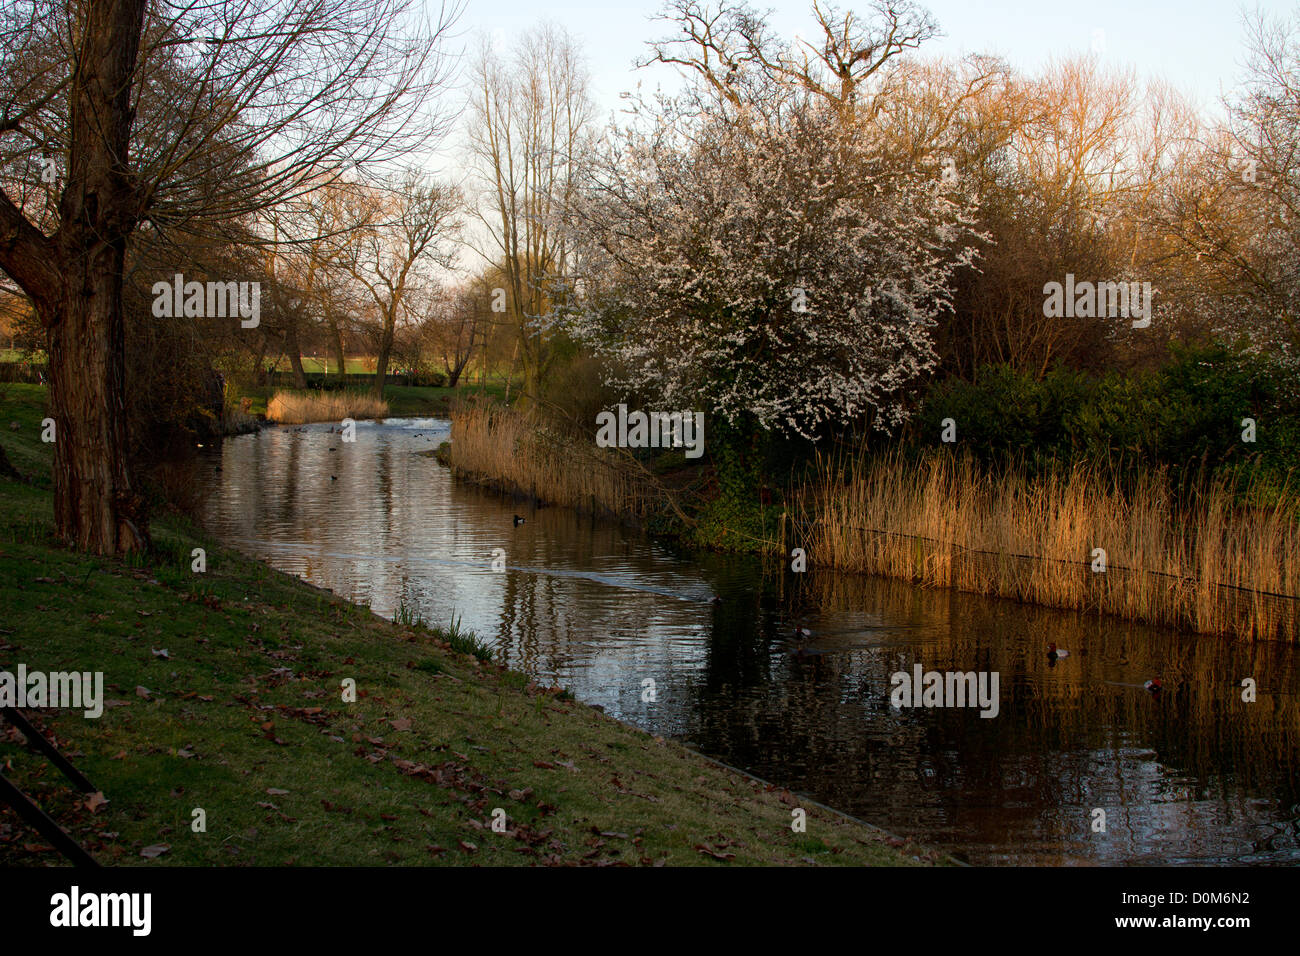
[266,788,289,796]
[390,717,412,732]
[140,844,170,859]
[151,648,169,659]
[135,686,152,700]
[83,792,108,813]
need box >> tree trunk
[330,320,347,384]
[43,240,148,554]
[284,318,308,388]
[41,0,151,555]
[373,311,396,399]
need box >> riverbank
[443,401,1300,644]
[236,383,510,422]
[0,385,929,866]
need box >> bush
[909,342,1300,493]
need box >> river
[199,417,1300,865]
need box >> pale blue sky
[445,0,1293,119]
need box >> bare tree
[332,173,461,398]
[467,24,594,402]
[0,0,462,554]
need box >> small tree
[570,93,981,439]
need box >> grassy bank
[0,385,925,866]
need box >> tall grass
[445,401,655,518]
[798,450,1300,642]
[266,390,389,424]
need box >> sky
[443,0,1290,120]
[427,0,1294,269]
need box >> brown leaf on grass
[694,844,735,862]
[266,788,289,795]
[532,760,556,770]
[110,750,127,761]
[140,844,170,859]
[135,686,152,700]
[458,841,477,853]
[390,717,412,732]
[83,792,108,813]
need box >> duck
[709,595,723,605]
[793,626,812,639]
[1046,642,1069,661]
[513,514,526,526]
[330,475,337,481]
[1144,678,1162,693]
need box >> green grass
[0,384,932,867]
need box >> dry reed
[445,401,655,518]
[266,390,389,424]
[798,451,1300,642]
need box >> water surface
[200,418,1300,865]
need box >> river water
[199,418,1300,865]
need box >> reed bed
[798,451,1300,642]
[445,401,656,518]
[266,390,389,424]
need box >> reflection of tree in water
[683,567,1300,863]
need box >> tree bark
[5,0,152,555]
[42,237,147,552]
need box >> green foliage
[911,342,1300,495]
[688,415,781,551]
[395,601,426,629]
[445,613,495,661]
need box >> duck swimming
[513,514,526,526]
[1144,678,1162,693]
[1047,642,1069,661]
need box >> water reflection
[200,419,1300,865]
